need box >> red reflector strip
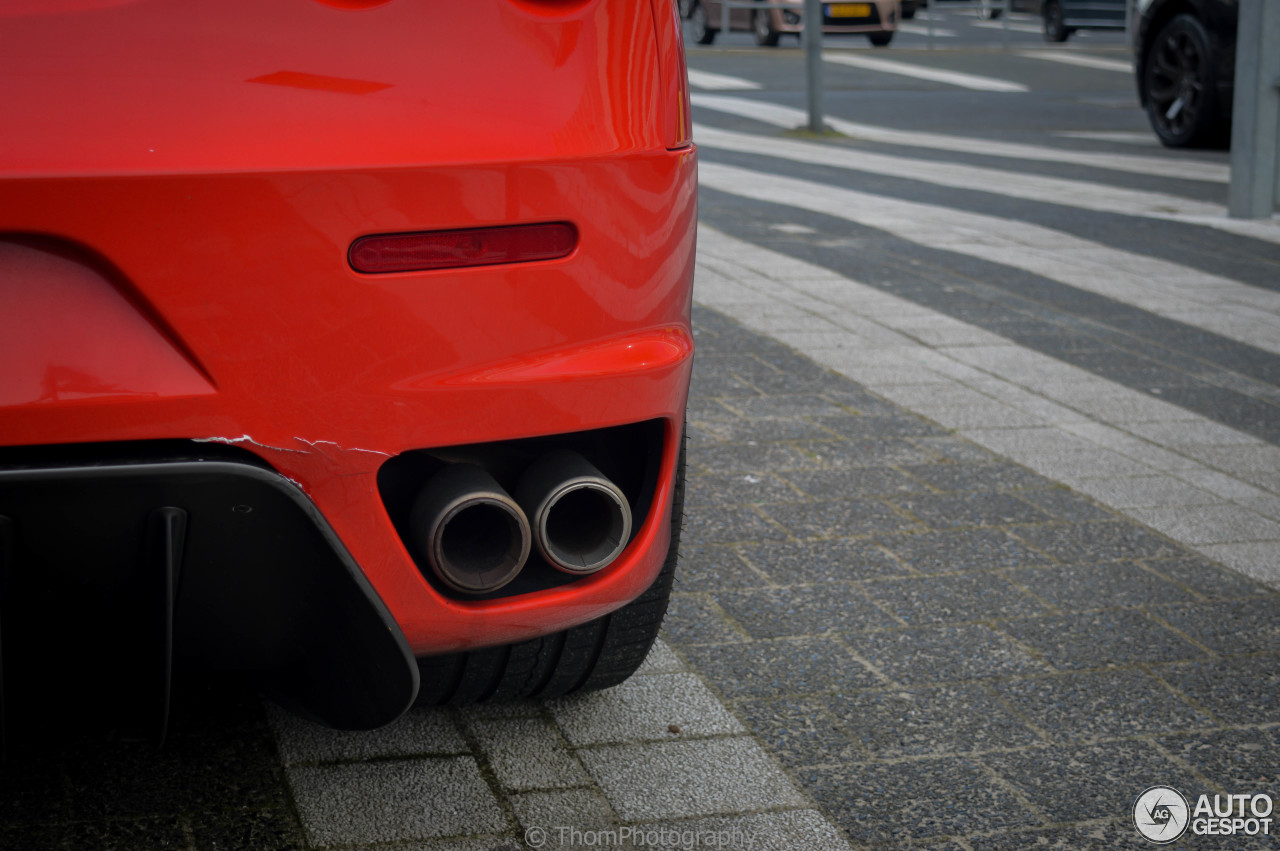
[349,223,577,274]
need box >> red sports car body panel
[0,0,697,671]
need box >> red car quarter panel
[0,0,696,733]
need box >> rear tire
[1042,0,1068,42]
[691,2,718,45]
[1142,13,1227,149]
[868,30,894,47]
[753,8,781,46]
[414,443,686,706]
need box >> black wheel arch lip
[1135,0,1239,108]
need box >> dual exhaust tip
[407,450,632,595]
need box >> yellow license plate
[827,2,872,16]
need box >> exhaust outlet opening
[519,450,633,576]
[409,464,531,595]
[541,484,630,573]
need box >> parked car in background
[686,0,900,47]
[1041,0,1127,41]
[0,0,696,736]
[1134,0,1238,147]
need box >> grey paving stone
[826,684,1041,756]
[286,758,506,847]
[692,443,825,474]
[914,436,1000,463]
[684,472,802,508]
[579,738,806,822]
[1001,610,1209,670]
[876,528,1045,573]
[268,705,467,765]
[803,438,943,468]
[1150,598,1280,656]
[680,503,787,546]
[802,758,1039,844]
[661,595,747,646]
[982,741,1197,823]
[1012,487,1118,523]
[509,788,617,846]
[763,497,922,539]
[715,417,839,443]
[993,670,1211,743]
[192,806,306,851]
[1158,657,1280,726]
[636,809,855,851]
[722,394,850,419]
[812,413,949,439]
[715,584,900,638]
[738,537,910,583]
[901,462,1051,493]
[1005,562,1199,611]
[893,492,1056,529]
[846,625,1051,684]
[966,820,1156,850]
[676,544,769,592]
[1012,521,1182,563]
[783,466,927,499]
[1141,556,1272,600]
[864,572,1049,625]
[547,673,743,746]
[468,718,589,792]
[1155,727,1280,789]
[821,389,906,417]
[634,639,685,676]
[682,637,886,699]
[735,697,862,769]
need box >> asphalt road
[6,25,1279,851]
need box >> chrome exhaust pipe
[516,450,632,575]
[408,464,531,594]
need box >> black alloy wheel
[1143,13,1224,148]
[1042,0,1068,41]
[753,7,781,46]
[691,1,718,44]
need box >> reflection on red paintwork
[248,70,392,96]
[425,328,693,388]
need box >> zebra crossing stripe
[690,93,1230,183]
[686,69,763,91]
[693,123,1225,220]
[823,51,1030,92]
[1016,49,1133,73]
[697,160,1280,355]
[694,224,1280,588]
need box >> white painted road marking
[695,224,1280,587]
[693,122,1227,220]
[698,160,1280,354]
[1017,49,1133,73]
[690,93,1231,183]
[823,51,1030,92]
[686,69,763,91]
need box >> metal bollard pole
[721,0,729,38]
[804,0,824,132]
[926,0,934,51]
[1228,0,1280,217]
[1001,0,1010,51]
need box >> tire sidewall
[1143,13,1220,148]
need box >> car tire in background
[753,7,781,46]
[1043,0,1070,41]
[868,30,894,46]
[1142,13,1225,148]
[414,447,686,706]
[691,1,718,44]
